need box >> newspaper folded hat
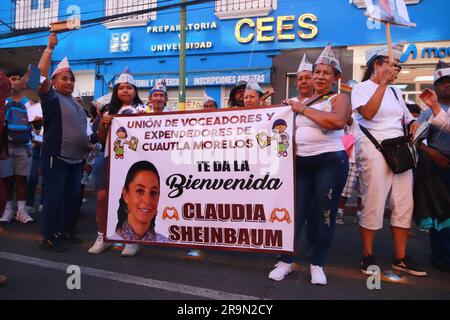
[365,42,406,64]
[297,54,313,73]
[149,79,167,95]
[245,77,264,95]
[434,60,450,84]
[115,67,135,86]
[203,92,216,103]
[51,57,71,79]
[315,44,342,74]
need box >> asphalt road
[0,194,449,301]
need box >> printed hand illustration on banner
[269,208,291,224]
[113,127,139,159]
[162,207,180,221]
[256,131,271,149]
[128,136,139,151]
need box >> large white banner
[106,106,295,253]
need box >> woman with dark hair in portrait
[88,67,145,257]
[352,43,426,277]
[269,45,351,285]
[111,161,168,242]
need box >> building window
[351,0,420,9]
[104,0,157,29]
[215,0,277,20]
[15,0,59,30]
[31,0,39,10]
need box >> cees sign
[401,44,450,63]
[235,14,318,44]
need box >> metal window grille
[14,0,59,30]
[105,0,157,23]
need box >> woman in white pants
[351,44,427,277]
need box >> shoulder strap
[390,87,399,102]
[359,124,383,151]
[304,91,335,107]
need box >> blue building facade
[0,0,449,109]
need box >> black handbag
[359,87,416,174]
[360,125,415,174]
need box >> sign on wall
[110,32,131,53]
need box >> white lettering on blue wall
[151,42,213,52]
[147,22,217,33]
[401,44,450,63]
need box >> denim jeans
[281,151,349,266]
[41,156,83,240]
[26,145,42,207]
[91,151,105,191]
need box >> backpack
[5,98,32,145]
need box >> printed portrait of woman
[111,161,168,242]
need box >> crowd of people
[0,32,449,287]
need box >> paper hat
[93,93,112,113]
[51,57,72,79]
[434,60,450,84]
[315,44,342,74]
[365,42,406,65]
[115,67,135,86]
[203,92,216,103]
[245,77,264,95]
[297,54,313,73]
[149,80,167,95]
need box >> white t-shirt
[295,95,345,157]
[351,80,414,141]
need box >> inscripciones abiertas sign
[106,106,295,253]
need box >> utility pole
[179,0,187,111]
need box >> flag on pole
[364,0,415,27]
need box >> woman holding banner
[111,161,168,242]
[88,68,145,257]
[269,45,351,285]
[351,44,427,277]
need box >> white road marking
[0,251,260,300]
